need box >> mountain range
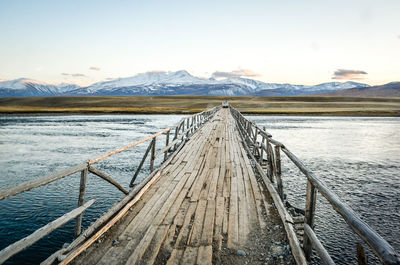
[0,70,390,97]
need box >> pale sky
[0,0,399,86]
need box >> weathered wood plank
[0,163,87,201]
[0,199,95,264]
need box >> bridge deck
[73,109,293,265]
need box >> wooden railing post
[149,138,156,172]
[259,127,266,164]
[173,125,178,151]
[164,130,170,161]
[304,180,317,261]
[275,145,284,200]
[266,140,274,182]
[253,127,258,156]
[75,167,88,237]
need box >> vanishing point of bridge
[0,106,398,265]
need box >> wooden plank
[124,225,159,264]
[181,246,198,265]
[188,200,207,246]
[214,196,225,241]
[201,200,216,245]
[166,249,184,265]
[0,199,95,264]
[175,202,197,248]
[227,160,239,249]
[197,245,212,265]
[173,199,190,227]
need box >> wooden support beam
[75,168,88,237]
[130,140,153,187]
[303,224,335,265]
[88,166,128,195]
[0,199,95,265]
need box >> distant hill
[249,81,370,96]
[319,82,400,97]
[0,71,370,97]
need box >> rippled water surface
[247,115,400,264]
[0,114,185,265]
[0,114,399,264]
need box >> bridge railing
[0,106,219,265]
[230,106,400,265]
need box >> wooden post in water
[304,180,317,260]
[164,130,170,162]
[75,167,88,237]
[275,145,284,200]
[150,138,156,172]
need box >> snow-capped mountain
[250,81,370,96]
[0,71,370,97]
[0,78,80,97]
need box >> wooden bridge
[0,106,399,265]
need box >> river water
[0,114,399,264]
[247,115,400,264]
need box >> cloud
[332,69,368,80]
[211,68,260,79]
[89,66,100,71]
[61,73,87,77]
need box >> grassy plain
[0,96,400,116]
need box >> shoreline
[1,95,399,117]
[1,110,399,117]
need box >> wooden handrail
[88,128,171,165]
[230,105,400,265]
[0,199,95,264]
[0,163,87,201]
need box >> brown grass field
[1,96,400,116]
